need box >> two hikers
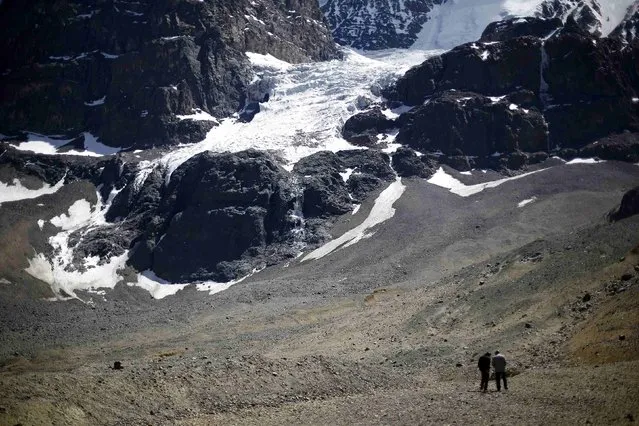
[477,350,508,392]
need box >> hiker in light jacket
[492,350,507,391]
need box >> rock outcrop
[395,91,548,157]
[361,27,639,168]
[610,186,639,221]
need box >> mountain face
[0,0,338,149]
[322,0,639,50]
[0,0,639,300]
[321,0,444,49]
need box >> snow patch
[427,167,544,197]
[14,132,120,157]
[340,168,356,182]
[176,108,218,122]
[132,270,188,300]
[302,177,405,261]
[50,199,93,230]
[84,96,105,106]
[0,177,65,206]
[565,158,604,165]
[518,196,537,208]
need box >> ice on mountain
[413,0,545,50]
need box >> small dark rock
[524,323,532,329]
[619,335,626,341]
[582,293,591,303]
[621,273,634,281]
[113,361,123,370]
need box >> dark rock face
[610,186,639,221]
[136,150,297,282]
[342,108,395,147]
[0,0,338,149]
[579,132,639,162]
[480,17,563,42]
[538,0,602,36]
[374,27,639,165]
[321,0,443,50]
[386,37,542,106]
[0,143,404,283]
[394,91,548,157]
[543,34,639,147]
[392,147,436,178]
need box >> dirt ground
[1,162,638,425]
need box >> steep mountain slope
[322,0,639,50]
[0,0,338,149]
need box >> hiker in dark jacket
[477,352,491,392]
[492,350,508,391]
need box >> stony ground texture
[1,161,638,425]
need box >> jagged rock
[342,108,395,147]
[395,91,548,157]
[609,186,639,222]
[579,132,639,162]
[336,150,395,182]
[138,150,296,282]
[293,149,395,208]
[480,17,563,42]
[392,147,436,178]
[299,174,352,218]
[386,37,542,105]
[321,0,442,50]
[610,5,639,45]
[543,34,639,147]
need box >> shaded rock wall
[0,0,338,149]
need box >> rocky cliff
[342,23,639,170]
[0,0,338,150]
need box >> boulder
[579,132,639,163]
[392,147,436,178]
[609,186,639,222]
[342,108,395,147]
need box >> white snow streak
[14,132,120,157]
[518,196,537,207]
[302,177,405,261]
[0,177,65,206]
[427,167,543,197]
[565,158,604,165]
